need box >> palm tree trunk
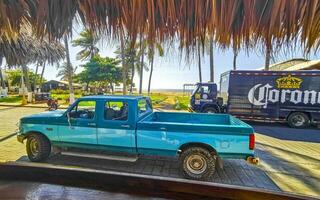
[33,62,39,92]
[209,37,214,82]
[130,63,135,94]
[40,63,46,89]
[265,45,271,71]
[86,81,90,92]
[64,35,75,104]
[233,48,238,70]
[120,31,127,95]
[197,43,202,83]
[0,55,5,89]
[139,37,145,94]
[147,55,154,95]
[109,83,114,94]
[21,65,32,92]
[0,67,5,90]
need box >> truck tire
[179,147,216,181]
[26,134,51,162]
[287,112,310,128]
[203,107,218,113]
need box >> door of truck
[97,100,135,153]
[59,100,98,145]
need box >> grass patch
[173,96,189,110]
[0,95,22,103]
[148,93,168,105]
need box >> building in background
[42,80,82,92]
[259,58,320,71]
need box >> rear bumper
[17,135,25,143]
[246,156,259,165]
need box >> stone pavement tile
[0,137,26,162]
[256,133,320,197]
[0,107,45,138]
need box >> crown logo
[276,75,302,89]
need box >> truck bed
[136,112,254,158]
[138,112,253,134]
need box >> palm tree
[197,42,202,83]
[233,48,238,70]
[57,63,77,81]
[64,35,75,104]
[147,43,164,94]
[209,37,214,82]
[72,30,100,61]
[0,24,64,96]
[0,53,5,90]
[265,45,272,71]
[138,35,146,94]
[119,30,128,95]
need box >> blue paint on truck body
[18,95,254,160]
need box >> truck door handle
[121,124,130,128]
[87,123,96,127]
[160,127,167,131]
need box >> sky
[29,29,319,91]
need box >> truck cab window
[137,99,151,117]
[104,101,128,121]
[69,101,96,119]
[194,85,210,99]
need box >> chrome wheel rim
[292,115,305,127]
[29,138,39,157]
[186,154,207,174]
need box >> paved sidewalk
[16,154,279,191]
[255,134,320,197]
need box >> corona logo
[248,84,320,108]
[276,75,302,89]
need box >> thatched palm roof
[0,24,65,67]
[1,0,320,53]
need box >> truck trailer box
[219,70,320,128]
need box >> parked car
[189,70,320,128]
[17,95,256,180]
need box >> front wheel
[26,134,51,162]
[179,147,216,181]
[287,112,310,128]
[203,107,218,113]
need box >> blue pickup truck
[17,95,255,180]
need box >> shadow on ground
[15,154,279,191]
[248,122,320,143]
[255,142,320,197]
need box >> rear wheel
[203,107,218,113]
[179,147,216,181]
[287,112,310,128]
[26,134,51,162]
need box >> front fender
[19,123,59,142]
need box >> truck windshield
[191,85,199,95]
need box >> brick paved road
[255,134,320,197]
[0,106,44,139]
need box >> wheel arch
[201,103,221,113]
[178,142,218,156]
[23,131,51,144]
[286,111,311,121]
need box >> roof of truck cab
[79,95,145,100]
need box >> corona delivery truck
[189,70,320,128]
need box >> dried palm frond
[1,0,320,55]
[0,24,65,67]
